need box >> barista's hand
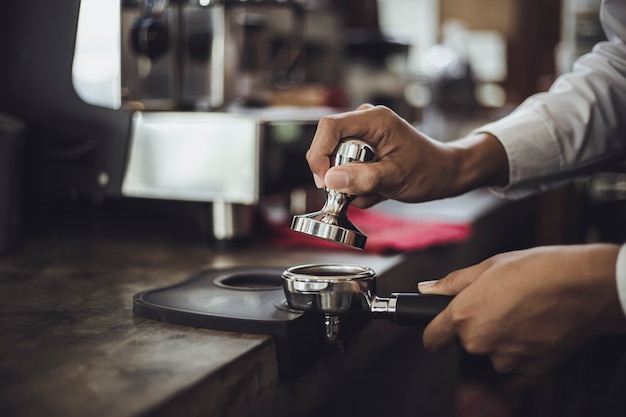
[306,105,508,207]
[418,244,626,381]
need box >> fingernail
[313,173,324,189]
[325,168,349,189]
[418,280,437,293]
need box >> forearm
[446,132,510,196]
[471,39,626,200]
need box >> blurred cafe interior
[0,1,623,417]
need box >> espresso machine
[0,0,341,246]
[119,0,306,110]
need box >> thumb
[418,262,489,296]
[324,162,381,195]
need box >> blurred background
[1,0,615,253]
[4,2,626,417]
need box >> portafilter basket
[282,264,453,343]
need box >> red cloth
[264,206,471,254]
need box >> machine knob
[130,16,170,61]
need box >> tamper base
[291,212,367,250]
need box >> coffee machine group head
[290,139,374,250]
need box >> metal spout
[323,314,341,344]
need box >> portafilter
[282,264,452,343]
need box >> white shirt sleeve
[472,0,626,316]
[474,0,626,200]
[616,244,626,316]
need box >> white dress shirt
[474,0,626,314]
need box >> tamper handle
[321,139,373,217]
[334,139,375,168]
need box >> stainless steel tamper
[291,139,375,249]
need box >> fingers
[420,259,494,352]
[324,163,380,195]
[418,260,491,296]
[351,194,384,209]
[324,156,406,200]
[306,105,386,188]
[307,110,366,187]
[422,305,457,352]
[490,354,519,375]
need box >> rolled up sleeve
[616,244,626,316]
[471,0,626,199]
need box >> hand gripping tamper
[290,139,375,249]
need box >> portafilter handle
[370,293,454,326]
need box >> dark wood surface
[0,193,537,417]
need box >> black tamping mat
[133,266,367,378]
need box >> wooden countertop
[0,193,537,417]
